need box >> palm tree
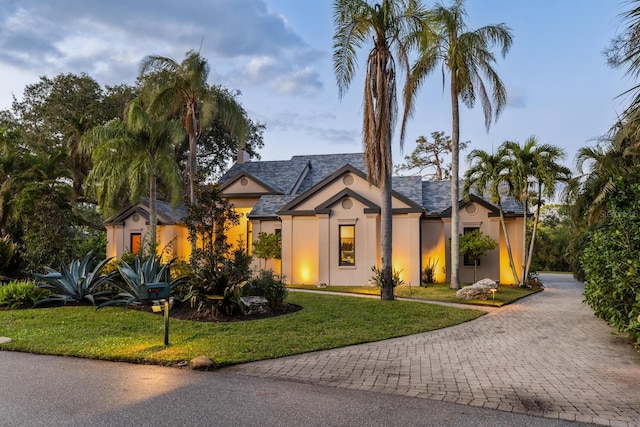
[502,137,569,285]
[409,0,512,289]
[333,0,425,300]
[463,148,520,285]
[139,51,248,205]
[82,98,184,255]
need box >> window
[130,233,142,255]
[339,225,355,266]
[463,227,479,266]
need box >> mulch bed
[149,301,302,323]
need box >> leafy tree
[409,0,512,289]
[82,98,184,255]
[194,114,265,180]
[463,148,520,285]
[458,229,497,283]
[333,0,425,300]
[13,182,75,273]
[183,183,252,317]
[395,131,466,180]
[139,51,248,206]
[252,232,281,268]
[530,205,571,272]
[10,74,131,203]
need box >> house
[104,152,526,285]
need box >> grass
[289,283,540,307]
[0,292,484,368]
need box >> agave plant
[99,256,188,308]
[33,251,115,306]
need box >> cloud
[0,0,318,91]
[272,67,323,96]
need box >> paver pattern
[228,274,640,426]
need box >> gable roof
[218,153,527,219]
[104,199,186,226]
[219,158,310,195]
[275,164,423,216]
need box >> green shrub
[370,266,404,287]
[100,255,188,308]
[243,269,288,308]
[421,258,439,286]
[581,182,640,346]
[33,251,115,306]
[0,280,50,309]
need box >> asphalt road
[0,351,593,427]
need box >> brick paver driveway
[228,274,640,426]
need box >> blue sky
[0,0,632,173]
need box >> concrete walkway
[227,274,640,427]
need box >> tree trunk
[189,110,199,206]
[450,78,460,289]
[149,171,158,258]
[188,103,199,258]
[498,201,520,285]
[521,199,528,287]
[524,182,542,284]
[380,164,394,301]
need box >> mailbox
[140,282,170,301]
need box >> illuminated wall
[290,217,319,284]
[226,207,253,252]
[421,220,447,283]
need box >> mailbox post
[141,283,171,346]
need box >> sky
[0,0,633,174]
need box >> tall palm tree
[502,137,568,285]
[333,0,425,300]
[139,51,248,205]
[409,0,512,289]
[463,148,520,285]
[82,98,184,255]
[524,143,570,283]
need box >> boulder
[456,278,498,300]
[189,355,214,370]
[241,296,270,314]
[0,337,11,344]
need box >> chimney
[237,149,250,165]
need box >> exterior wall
[391,213,422,286]
[157,224,190,261]
[105,217,189,261]
[323,196,377,286]
[222,177,271,194]
[290,216,320,284]
[421,203,526,286]
[457,202,499,284]
[421,220,447,283]
[499,216,525,285]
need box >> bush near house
[0,281,49,309]
[581,182,640,346]
[243,269,288,308]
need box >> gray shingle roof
[249,195,298,218]
[292,153,367,193]
[392,175,423,206]
[220,158,309,194]
[422,180,525,216]
[219,153,525,218]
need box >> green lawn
[289,283,540,307]
[0,292,484,368]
